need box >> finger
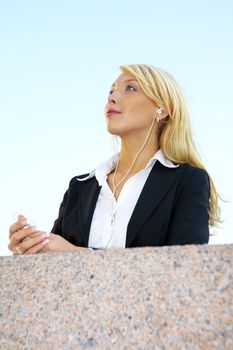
[17,214,27,222]
[12,213,26,222]
[13,245,24,256]
[24,238,50,255]
[22,231,43,242]
[19,232,50,254]
[8,226,41,251]
[9,219,28,238]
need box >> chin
[106,123,132,137]
[106,124,119,135]
[107,127,120,136]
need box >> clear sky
[0,0,233,255]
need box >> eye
[108,84,137,95]
[126,85,136,91]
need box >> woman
[8,64,220,255]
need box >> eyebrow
[111,79,139,88]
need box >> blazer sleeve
[166,168,210,245]
[50,177,76,236]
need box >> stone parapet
[0,244,233,349]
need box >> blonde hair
[120,64,220,227]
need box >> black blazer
[51,161,210,247]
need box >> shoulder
[155,160,209,185]
[67,174,98,189]
[172,164,210,199]
[177,164,209,185]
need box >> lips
[106,109,121,116]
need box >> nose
[108,89,119,104]
[108,94,116,104]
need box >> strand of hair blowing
[120,64,221,227]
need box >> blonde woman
[9,64,220,254]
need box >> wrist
[73,245,88,252]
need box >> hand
[9,215,86,255]
[38,233,84,253]
[8,214,50,255]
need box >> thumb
[17,214,27,223]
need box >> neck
[111,124,159,194]
[117,132,159,174]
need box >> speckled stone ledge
[0,244,233,350]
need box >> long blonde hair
[120,64,220,227]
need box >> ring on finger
[15,245,24,255]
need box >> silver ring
[15,245,23,255]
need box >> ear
[155,107,169,121]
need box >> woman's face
[105,72,157,137]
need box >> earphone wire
[104,113,158,249]
[112,115,157,195]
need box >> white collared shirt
[77,149,178,249]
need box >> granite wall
[0,244,233,349]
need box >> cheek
[127,102,154,122]
[129,95,154,113]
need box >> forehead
[111,72,138,87]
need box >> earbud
[155,107,163,122]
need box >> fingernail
[45,232,50,237]
[43,239,49,244]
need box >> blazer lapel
[126,161,182,247]
[78,178,101,246]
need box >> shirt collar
[148,149,179,169]
[77,149,178,185]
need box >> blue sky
[0,0,233,255]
